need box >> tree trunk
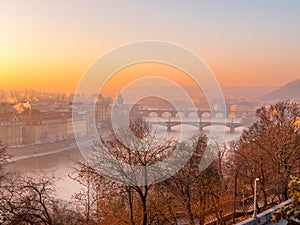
[232,173,238,224]
[187,199,195,225]
[142,194,147,225]
[128,188,135,225]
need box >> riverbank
[4,145,83,200]
[6,139,77,158]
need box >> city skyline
[1,2,300,224]
[0,0,299,93]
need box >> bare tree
[73,116,177,225]
[70,162,101,225]
[0,173,85,225]
[0,142,8,181]
[239,101,300,204]
[163,135,207,225]
[0,173,57,224]
[160,135,230,225]
[225,140,243,223]
[90,132,176,225]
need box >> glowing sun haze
[100,62,200,97]
[0,0,299,93]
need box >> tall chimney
[29,105,32,120]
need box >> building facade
[22,112,87,145]
[0,112,23,146]
[95,102,112,128]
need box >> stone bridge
[150,120,247,133]
[138,108,246,119]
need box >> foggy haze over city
[0,1,300,225]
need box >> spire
[117,94,123,105]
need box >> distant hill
[261,79,300,101]
[136,96,174,109]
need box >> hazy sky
[0,0,299,92]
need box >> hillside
[261,79,300,101]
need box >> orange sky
[100,62,200,96]
[1,44,298,94]
[0,1,299,93]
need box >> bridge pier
[170,112,177,117]
[229,126,235,133]
[198,124,203,132]
[167,125,172,132]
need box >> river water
[5,123,245,201]
[5,148,84,201]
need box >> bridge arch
[170,123,199,129]
[161,111,172,118]
[188,112,198,118]
[150,120,247,133]
[201,112,211,118]
[148,112,158,117]
[213,111,225,118]
[175,111,186,118]
[198,110,211,118]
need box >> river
[4,122,246,201]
